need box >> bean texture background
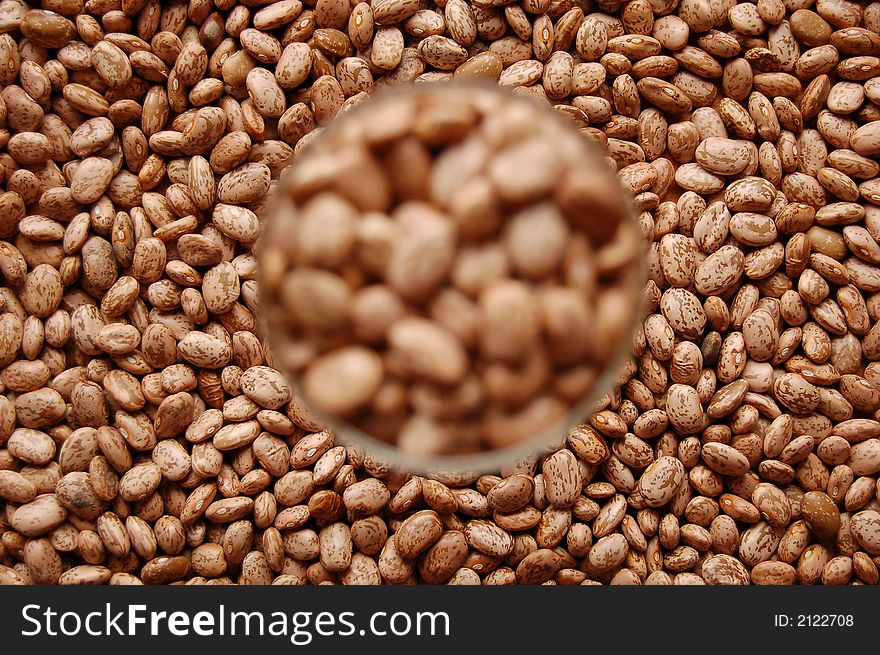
[0,0,879,586]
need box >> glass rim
[258,79,647,476]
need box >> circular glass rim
[259,79,647,476]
